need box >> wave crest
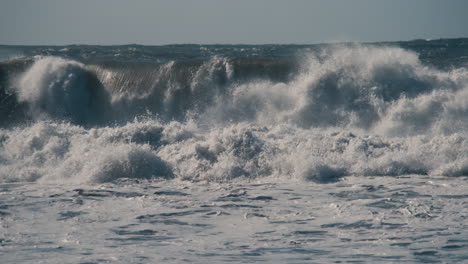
[2,45,468,183]
[15,57,111,125]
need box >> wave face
[1,39,468,184]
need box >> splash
[15,57,111,125]
[1,44,468,183]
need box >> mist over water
[1,40,468,184]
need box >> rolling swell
[1,43,468,184]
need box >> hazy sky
[1,0,467,45]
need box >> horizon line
[1,37,467,47]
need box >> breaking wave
[1,44,468,184]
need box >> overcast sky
[1,0,467,45]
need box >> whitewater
[0,39,467,263]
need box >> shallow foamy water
[1,176,466,263]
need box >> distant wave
[1,43,468,184]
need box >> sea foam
[1,45,468,183]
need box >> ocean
[0,39,467,263]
